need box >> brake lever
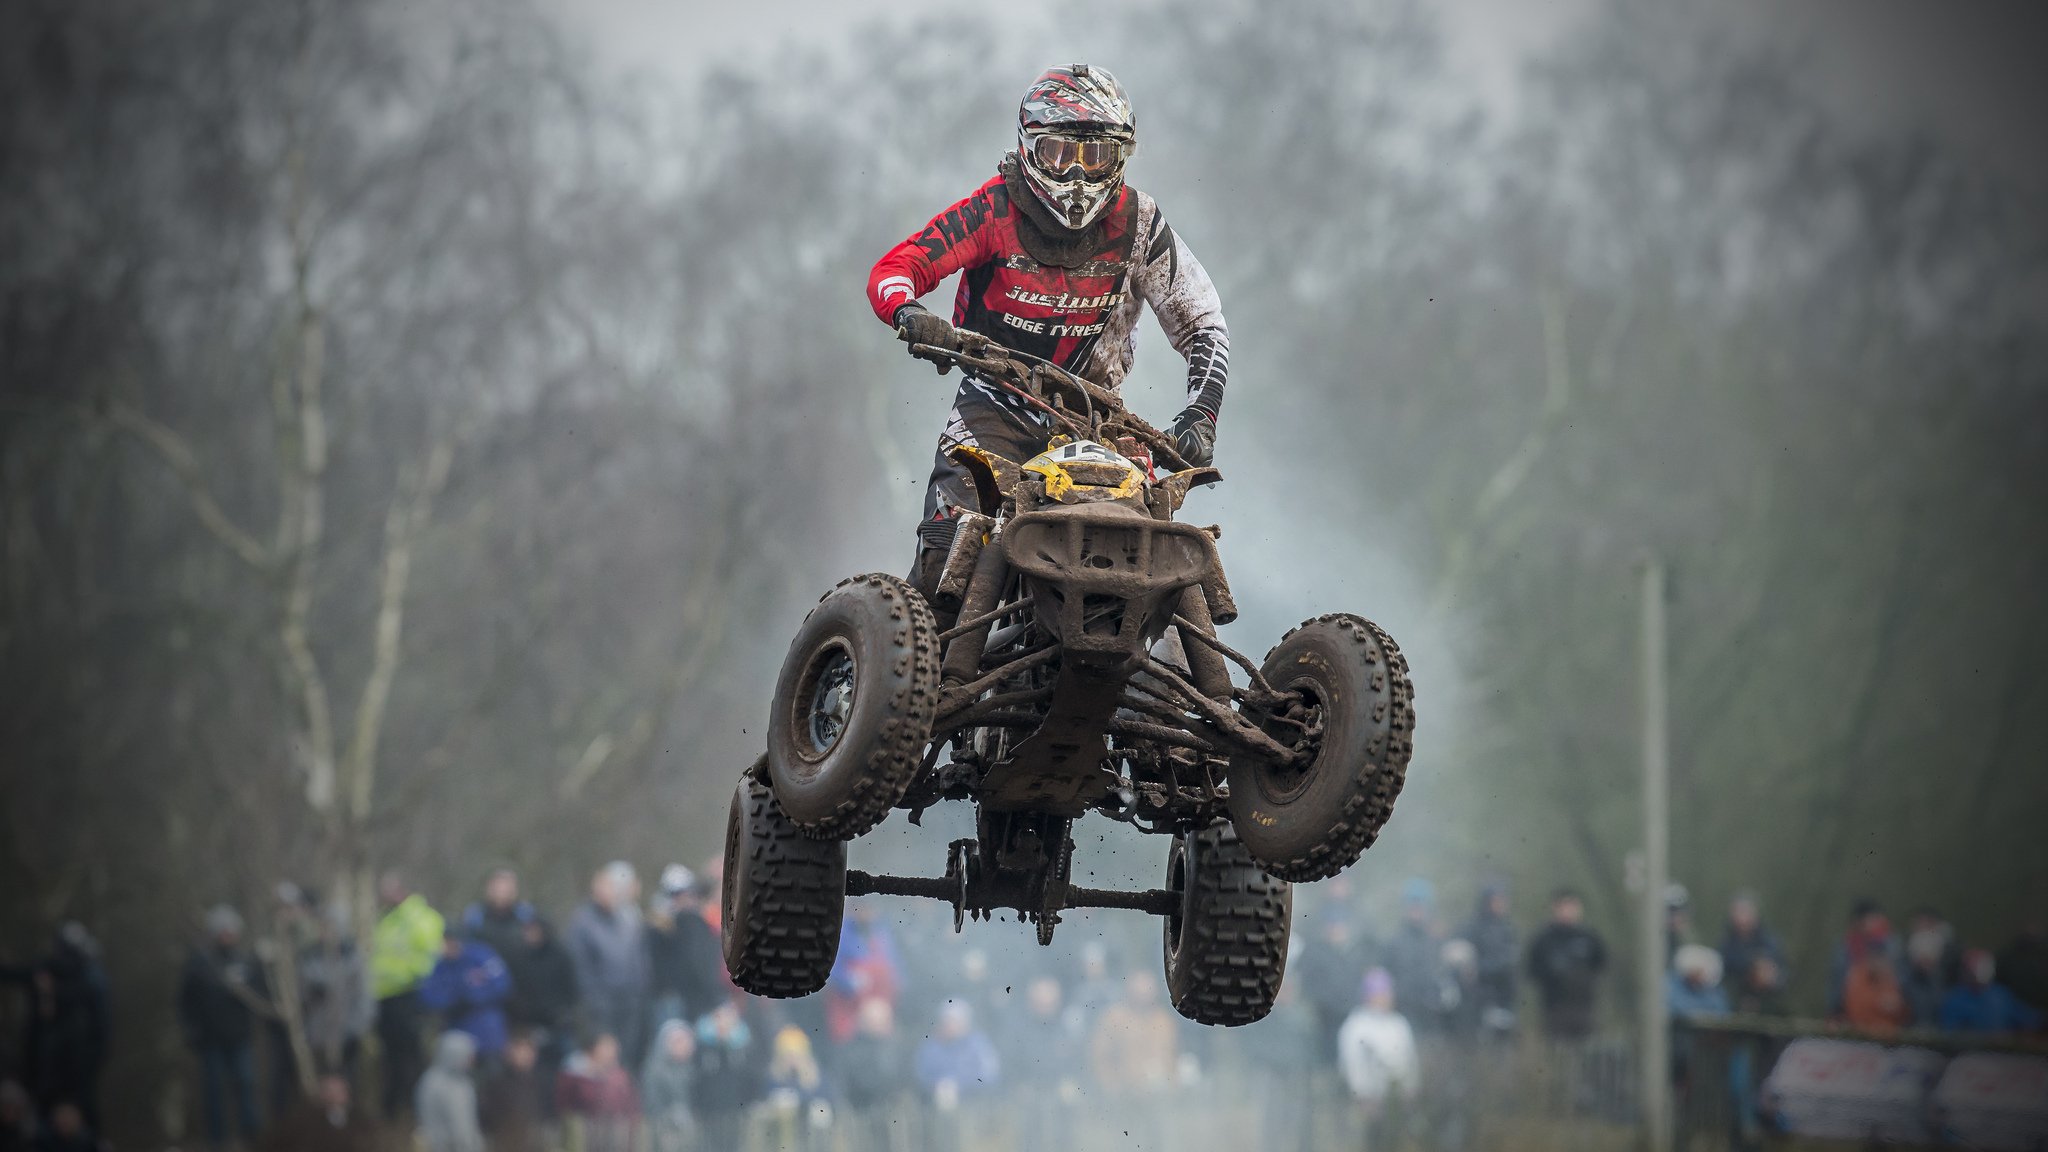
[906,343,955,375]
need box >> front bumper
[1002,504,1230,661]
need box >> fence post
[1638,556,1672,1152]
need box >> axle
[844,868,1178,917]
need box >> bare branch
[280,311,335,812]
[1427,288,1584,621]
[103,403,272,570]
[558,732,617,801]
[343,434,455,824]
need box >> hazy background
[2,0,2044,1138]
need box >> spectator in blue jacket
[916,999,1001,1105]
[419,929,514,1061]
[1667,944,1733,1117]
[1667,945,1731,1022]
[826,900,905,1044]
[1939,949,2044,1034]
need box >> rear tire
[1163,823,1292,1026]
[1227,613,1414,882]
[768,573,940,839]
[722,775,846,997]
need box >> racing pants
[914,373,1060,593]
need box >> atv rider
[867,64,1229,600]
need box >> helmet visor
[1029,133,1128,179]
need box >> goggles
[1028,132,1130,179]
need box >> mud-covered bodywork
[1009,504,1202,642]
[923,437,1263,815]
[1004,479,1220,656]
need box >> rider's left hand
[1170,406,1217,468]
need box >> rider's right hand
[895,303,961,352]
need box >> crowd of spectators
[1660,891,2047,1150]
[2,863,2043,1151]
[1295,882,2048,1150]
[1654,888,2048,1037]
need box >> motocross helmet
[1017,64,1135,231]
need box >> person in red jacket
[868,63,1230,595]
[555,1032,639,1152]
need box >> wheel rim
[1258,683,1328,801]
[1163,835,1192,964]
[722,788,744,951]
[792,640,857,762]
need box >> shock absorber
[942,532,1011,686]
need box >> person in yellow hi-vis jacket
[371,870,444,1118]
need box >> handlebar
[904,333,1194,474]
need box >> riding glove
[894,303,960,351]
[1169,406,1217,468]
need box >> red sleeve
[866,178,1004,324]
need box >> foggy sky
[545,0,2048,189]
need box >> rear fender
[945,444,1021,516]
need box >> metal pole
[1639,557,1672,1152]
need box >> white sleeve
[1132,194,1230,415]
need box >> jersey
[867,166,1230,419]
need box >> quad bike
[722,331,1414,1026]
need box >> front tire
[1227,613,1415,882]
[722,775,846,997]
[1163,823,1292,1026]
[767,573,940,839]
